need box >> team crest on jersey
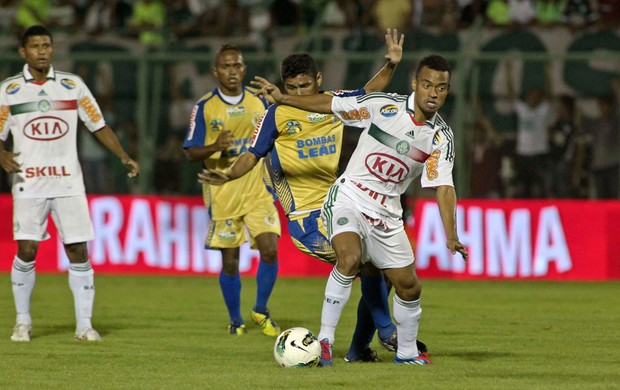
[5,83,20,94]
[210,119,224,132]
[227,106,245,117]
[60,79,76,90]
[265,211,277,226]
[380,104,398,117]
[337,217,348,226]
[285,120,302,134]
[307,113,327,123]
[396,140,410,155]
[38,100,51,112]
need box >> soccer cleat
[75,328,101,341]
[318,338,333,367]
[250,310,280,337]
[228,322,247,335]
[394,355,432,365]
[344,347,380,363]
[379,331,397,352]
[10,323,32,342]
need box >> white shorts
[322,188,414,270]
[13,196,95,244]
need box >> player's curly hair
[280,54,319,82]
[415,55,451,79]
[20,25,53,47]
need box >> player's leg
[383,264,430,364]
[219,247,245,334]
[245,204,281,336]
[52,196,99,341]
[64,242,99,341]
[10,197,53,342]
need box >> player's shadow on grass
[441,351,512,361]
[34,324,76,338]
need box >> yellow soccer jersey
[249,90,364,215]
[183,87,272,219]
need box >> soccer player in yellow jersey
[183,44,281,336]
[200,29,429,362]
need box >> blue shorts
[288,210,336,265]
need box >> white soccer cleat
[10,323,32,342]
[75,328,101,341]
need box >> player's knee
[395,279,422,301]
[258,247,278,264]
[17,241,39,261]
[335,253,361,276]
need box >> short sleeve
[249,105,278,158]
[76,78,106,132]
[421,128,455,188]
[330,95,372,129]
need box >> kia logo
[23,116,69,141]
[365,153,409,183]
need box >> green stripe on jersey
[10,99,77,115]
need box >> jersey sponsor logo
[60,78,76,90]
[5,82,20,95]
[365,153,409,183]
[0,105,9,129]
[251,111,267,145]
[187,105,198,140]
[38,99,51,112]
[425,150,440,181]
[380,104,398,117]
[285,120,302,134]
[338,107,370,121]
[218,231,236,242]
[210,119,224,132]
[79,97,103,122]
[433,133,441,146]
[296,134,337,159]
[24,165,71,178]
[226,106,245,117]
[23,116,69,140]
[307,113,327,123]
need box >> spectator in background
[486,0,511,25]
[130,0,166,48]
[560,0,599,28]
[14,0,52,36]
[83,0,134,36]
[586,78,619,199]
[372,0,413,31]
[508,0,538,26]
[548,94,581,198]
[470,104,504,198]
[536,0,567,26]
[506,60,553,198]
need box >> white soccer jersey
[0,65,106,199]
[330,92,455,220]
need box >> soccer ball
[273,327,321,368]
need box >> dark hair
[214,44,242,62]
[415,55,451,79]
[558,94,575,112]
[20,25,53,47]
[280,54,318,81]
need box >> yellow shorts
[205,201,281,249]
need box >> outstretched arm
[436,185,468,262]
[93,125,140,177]
[363,28,404,93]
[253,76,334,113]
[197,151,259,185]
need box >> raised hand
[384,28,404,66]
[251,76,283,104]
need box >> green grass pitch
[0,274,618,389]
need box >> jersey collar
[407,92,438,129]
[23,64,56,83]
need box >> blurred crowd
[1,0,619,45]
[0,1,619,200]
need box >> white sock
[68,261,95,331]
[11,256,35,325]
[393,294,422,360]
[318,268,355,344]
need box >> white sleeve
[0,91,10,142]
[421,129,455,188]
[330,95,373,129]
[76,78,106,132]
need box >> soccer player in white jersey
[0,25,140,342]
[254,54,468,365]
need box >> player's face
[19,35,54,75]
[283,73,322,96]
[411,66,450,121]
[213,50,246,95]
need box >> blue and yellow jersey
[183,86,271,219]
[249,90,364,215]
